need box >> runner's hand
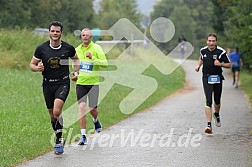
[71,71,78,82]
[37,62,44,72]
[86,52,92,59]
[195,65,200,72]
[214,59,221,66]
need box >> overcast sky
[93,0,157,16]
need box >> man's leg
[53,82,70,145]
[205,106,212,123]
[214,103,220,113]
[203,77,213,134]
[89,85,102,133]
[232,71,235,85]
[53,99,64,144]
[90,108,102,133]
[49,108,57,135]
[90,108,98,120]
[76,85,89,145]
[78,102,87,145]
[235,71,239,87]
[52,98,65,155]
[213,83,222,127]
[79,102,87,129]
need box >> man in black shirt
[30,21,79,155]
[195,33,231,134]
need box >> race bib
[80,61,93,72]
[208,75,220,84]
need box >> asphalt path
[19,60,252,167]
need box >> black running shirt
[200,46,230,75]
[34,41,76,79]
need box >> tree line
[0,0,141,32]
[0,0,251,70]
[210,0,252,70]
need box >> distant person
[195,33,231,134]
[75,28,108,145]
[226,48,231,56]
[30,21,80,155]
[229,48,243,88]
[178,35,187,59]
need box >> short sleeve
[221,52,230,63]
[34,46,42,60]
[69,45,76,58]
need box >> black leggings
[202,77,222,107]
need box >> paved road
[19,60,251,167]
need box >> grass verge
[240,71,252,134]
[0,59,185,166]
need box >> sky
[93,0,157,16]
[136,0,156,15]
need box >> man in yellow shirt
[75,28,108,145]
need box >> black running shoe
[94,119,102,133]
[78,135,87,145]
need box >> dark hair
[207,33,217,41]
[235,47,239,53]
[49,21,63,31]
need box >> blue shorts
[232,67,240,72]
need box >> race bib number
[80,61,93,72]
[208,75,220,84]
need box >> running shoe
[78,135,87,145]
[205,125,212,134]
[54,138,65,155]
[94,119,102,133]
[54,143,64,155]
[213,112,221,127]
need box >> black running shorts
[232,67,240,72]
[76,85,99,108]
[42,80,70,109]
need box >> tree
[58,0,95,32]
[150,0,212,53]
[0,0,97,33]
[170,5,196,47]
[210,0,252,70]
[0,0,32,28]
[151,0,181,20]
[97,0,142,29]
[183,0,214,45]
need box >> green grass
[240,71,252,135]
[0,28,81,70]
[240,71,252,108]
[0,53,185,166]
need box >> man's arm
[30,57,44,72]
[195,58,203,72]
[240,57,243,66]
[70,54,80,81]
[214,51,232,68]
[92,45,108,68]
